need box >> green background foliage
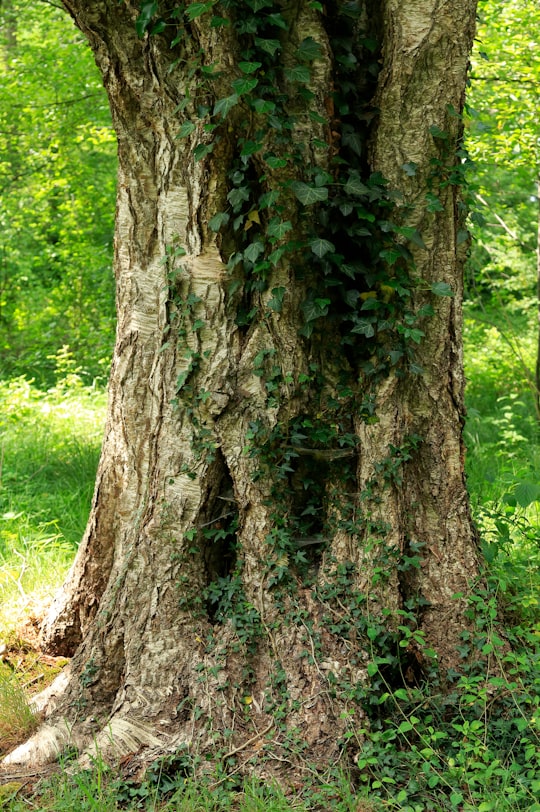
[0,0,116,386]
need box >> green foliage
[466,0,540,310]
[0,1,116,386]
[0,375,105,632]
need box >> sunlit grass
[0,661,39,754]
[0,376,106,634]
[464,304,540,625]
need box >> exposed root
[2,722,73,767]
[77,717,171,768]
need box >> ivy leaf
[238,61,262,74]
[309,238,335,258]
[431,281,454,297]
[265,155,288,169]
[296,37,323,62]
[402,161,418,176]
[254,37,281,56]
[227,186,250,210]
[185,2,214,21]
[213,94,239,118]
[259,190,280,209]
[284,65,312,84]
[252,98,276,114]
[135,1,158,37]
[240,140,263,157]
[292,182,328,205]
[342,128,363,157]
[399,226,427,249]
[344,172,369,197]
[243,241,265,263]
[267,12,288,29]
[231,77,258,96]
[267,219,293,240]
[267,286,286,312]
[426,193,444,212]
[208,212,230,232]
[351,317,376,337]
[429,124,449,140]
[177,121,196,138]
[269,246,287,266]
[193,142,214,161]
[302,297,330,322]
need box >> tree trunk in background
[6,0,480,779]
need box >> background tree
[0,0,116,385]
[6,0,480,782]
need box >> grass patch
[0,376,106,633]
[0,661,39,754]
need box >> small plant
[0,661,39,755]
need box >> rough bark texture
[5,0,480,781]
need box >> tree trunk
[5,0,480,780]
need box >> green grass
[0,375,106,632]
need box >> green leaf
[208,212,230,232]
[429,124,449,140]
[292,182,328,205]
[135,1,158,37]
[431,281,454,297]
[265,155,288,169]
[240,140,263,157]
[401,161,418,176]
[243,241,265,263]
[303,297,330,322]
[185,2,213,21]
[310,238,335,258]
[252,98,276,114]
[296,37,323,62]
[514,481,540,507]
[351,318,375,338]
[267,12,288,29]
[267,286,286,312]
[254,37,281,57]
[267,220,293,240]
[268,246,287,266]
[426,192,444,212]
[367,662,379,677]
[397,720,413,734]
[177,121,196,138]
[227,187,250,210]
[259,190,280,209]
[231,77,258,96]
[193,142,214,161]
[344,173,369,197]
[399,226,426,249]
[213,94,239,118]
[238,61,262,74]
[284,65,312,84]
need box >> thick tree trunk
[5,0,480,779]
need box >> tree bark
[5,0,480,780]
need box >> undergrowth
[0,320,539,809]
